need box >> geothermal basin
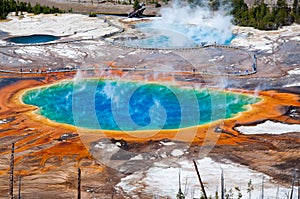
[0,12,299,199]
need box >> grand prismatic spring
[22,79,259,131]
[0,3,299,198]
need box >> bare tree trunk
[297,178,299,199]
[193,159,208,199]
[9,142,15,199]
[261,176,264,199]
[290,171,296,199]
[221,170,225,199]
[18,176,21,199]
[111,186,116,199]
[78,168,81,199]
[276,185,279,199]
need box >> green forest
[0,0,64,20]
[201,0,300,30]
[186,0,300,30]
[230,0,300,30]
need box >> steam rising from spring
[143,0,234,46]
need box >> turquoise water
[23,80,259,131]
[7,34,59,44]
[124,22,235,48]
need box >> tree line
[0,0,64,20]
[188,0,299,30]
[231,0,300,30]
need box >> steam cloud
[145,0,234,46]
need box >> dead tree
[297,177,299,199]
[111,186,115,199]
[261,176,264,199]
[290,170,297,199]
[18,176,21,199]
[9,142,15,199]
[78,168,81,199]
[176,170,185,199]
[193,159,208,199]
[221,170,225,199]
[275,185,279,199]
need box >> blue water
[0,30,8,39]
[124,22,235,48]
[23,80,259,131]
[7,34,59,44]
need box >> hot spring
[124,22,235,48]
[122,2,235,48]
[22,79,260,131]
[6,34,59,44]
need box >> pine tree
[293,0,299,13]
[292,0,299,22]
[210,0,220,11]
[27,2,32,12]
[133,0,140,10]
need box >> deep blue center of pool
[23,80,259,131]
[7,34,59,44]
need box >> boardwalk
[0,16,257,76]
